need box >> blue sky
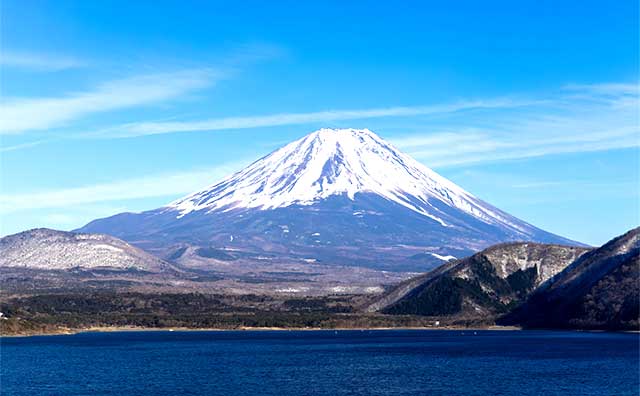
[1,0,638,246]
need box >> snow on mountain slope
[168,128,525,232]
[0,228,173,272]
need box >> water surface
[2,330,638,395]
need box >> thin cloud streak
[394,128,638,168]
[95,98,538,138]
[562,82,639,96]
[0,50,86,71]
[0,161,247,214]
[0,69,222,135]
[84,83,637,171]
[4,80,637,171]
[511,180,638,189]
[391,83,639,168]
[0,139,53,152]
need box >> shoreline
[1,325,522,338]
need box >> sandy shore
[1,324,522,337]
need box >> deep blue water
[1,330,638,396]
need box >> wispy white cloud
[0,139,54,152]
[4,78,637,171]
[511,179,638,190]
[447,169,639,207]
[0,69,222,135]
[562,82,639,96]
[394,128,638,168]
[0,161,247,214]
[0,50,86,71]
[81,83,637,171]
[390,83,639,167]
[0,204,132,236]
[91,98,537,138]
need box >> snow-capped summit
[78,128,581,272]
[168,128,520,231]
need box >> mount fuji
[78,128,580,272]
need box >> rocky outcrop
[499,228,639,330]
[372,242,590,318]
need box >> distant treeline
[0,292,485,335]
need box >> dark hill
[499,228,639,330]
[370,242,589,318]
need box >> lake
[1,330,638,395]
